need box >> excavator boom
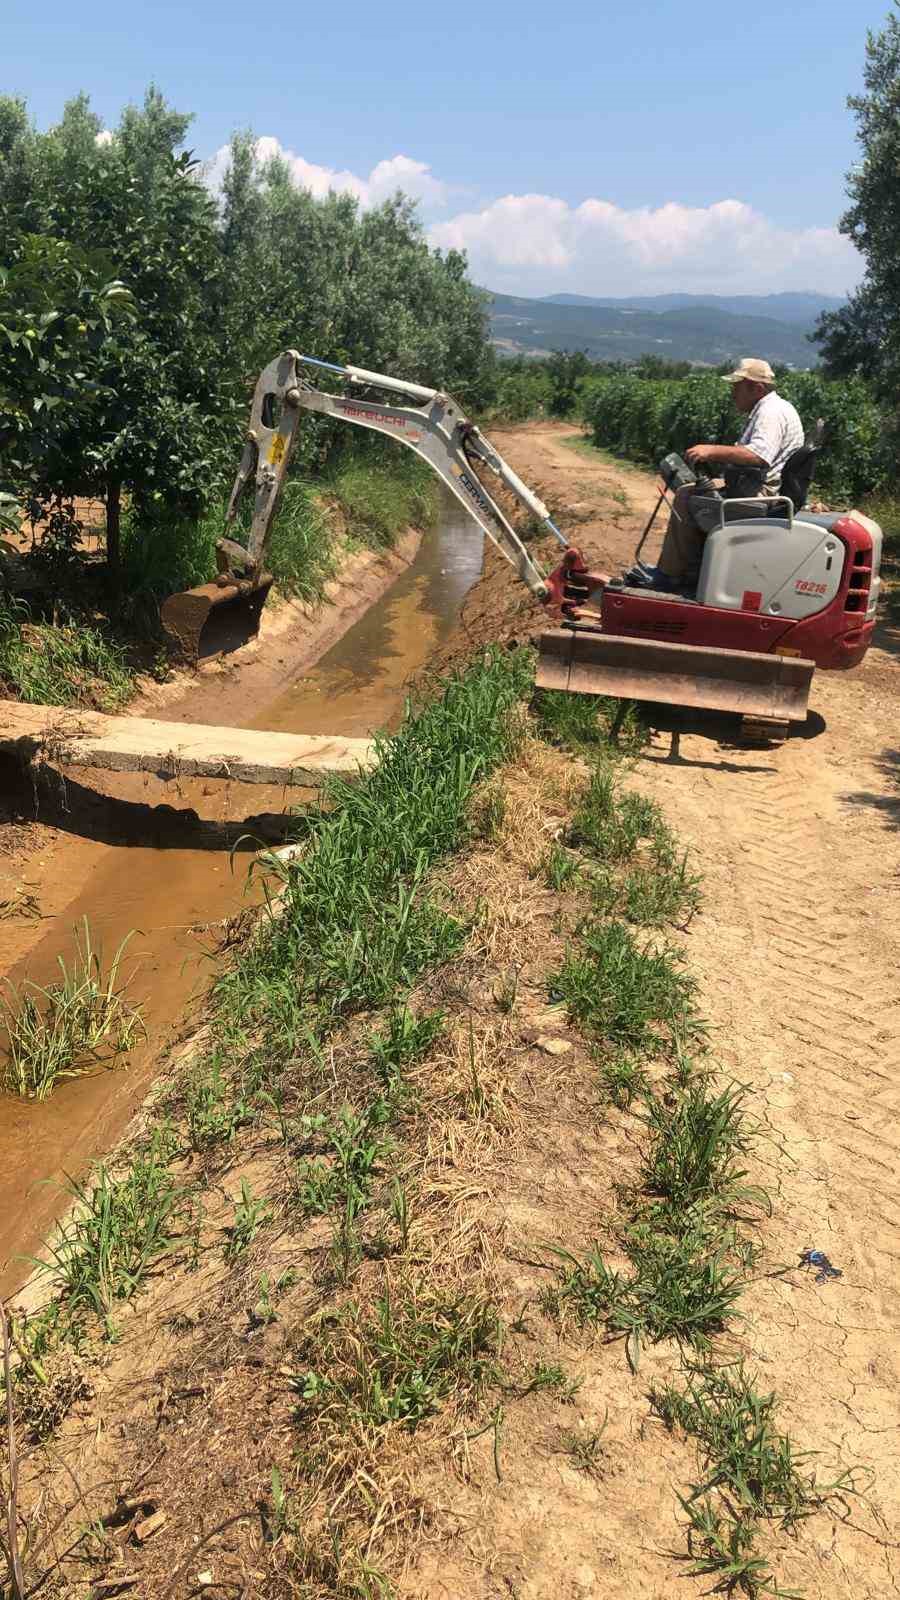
[161,351,567,660]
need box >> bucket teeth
[535,629,813,722]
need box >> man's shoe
[622,564,681,593]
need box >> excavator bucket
[160,574,274,664]
[535,629,814,722]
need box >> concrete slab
[0,701,374,787]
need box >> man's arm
[686,443,766,469]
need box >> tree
[546,350,593,416]
[1,95,495,598]
[0,234,133,493]
[814,5,900,409]
[0,89,230,579]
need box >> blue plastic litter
[799,1248,843,1283]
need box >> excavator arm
[218,350,569,601]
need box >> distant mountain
[541,291,843,327]
[486,290,828,366]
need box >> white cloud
[204,137,448,211]
[428,193,862,297]
[95,129,113,146]
[201,140,861,295]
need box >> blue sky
[4,0,889,297]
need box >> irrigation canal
[0,497,484,1295]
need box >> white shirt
[739,391,804,492]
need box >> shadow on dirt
[873,608,900,660]
[637,707,825,773]
[1,755,299,851]
[841,747,900,831]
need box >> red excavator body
[538,511,882,717]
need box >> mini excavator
[161,352,883,727]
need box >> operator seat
[692,418,825,533]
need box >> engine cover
[698,514,844,619]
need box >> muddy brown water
[0,501,484,1295]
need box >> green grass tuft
[552,919,697,1051]
[0,595,132,710]
[533,689,645,754]
[29,1133,187,1337]
[644,1081,768,1220]
[555,1223,743,1365]
[1,921,144,1100]
[328,453,440,551]
[368,1004,445,1090]
[294,1287,499,1432]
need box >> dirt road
[472,423,900,1597]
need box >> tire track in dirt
[634,716,900,1598]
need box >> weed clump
[294,1287,499,1433]
[651,1363,859,1595]
[533,688,646,754]
[555,1223,744,1367]
[368,1003,445,1092]
[644,1081,768,1219]
[552,919,697,1051]
[30,1133,188,1336]
[0,595,132,710]
[1,921,144,1099]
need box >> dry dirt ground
[5,425,899,1600]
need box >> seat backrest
[778,418,825,512]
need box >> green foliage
[644,1082,768,1220]
[552,920,697,1051]
[184,1058,254,1151]
[653,1363,829,1528]
[592,854,701,929]
[0,91,226,554]
[485,355,554,422]
[533,688,646,755]
[0,595,132,709]
[0,91,492,599]
[583,369,890,503]
[566,763,663,864]
[0,233,133,486]
[555,1222,744,1360]
[368,1005,446,1089]
[294,1288,499,1431]
[541,841,581,891]
[1,920,144,1099]
[652,1362,856,1597]
[224,1180,272,1262]
[595,1050,649,1109]
[222,648,531,1045]
[30,1135,186,1335]
[325,450,440,552]
[294,1103,391,1221]
[814,10,900,420]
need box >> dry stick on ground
[1,1301,25,1600]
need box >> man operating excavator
[626,357,804,592]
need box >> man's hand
[686,442,767,469]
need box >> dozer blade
[160,575,274,665]
[535,630,814,721]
